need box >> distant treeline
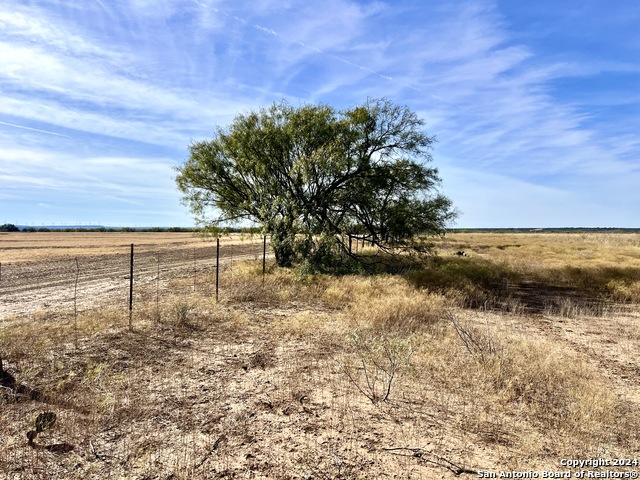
[19,226,198,233]
[2,224,263,234]
[449,227,640,233]
[3,223,638,235]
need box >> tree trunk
[273,242,293,268]
[270,224,296,268]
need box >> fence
[0,237,271,326]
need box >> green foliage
[0,223,19,232]
[176,98,456,270]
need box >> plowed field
[0,232,265,319]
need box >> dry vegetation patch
[1,232,640,478]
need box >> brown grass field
[1,231,639,479]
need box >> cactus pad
[35,412,57,433]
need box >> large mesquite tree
[176,98,456,269]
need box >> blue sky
[1,0,639,228]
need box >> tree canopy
[176,98,456,270]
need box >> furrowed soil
[1,232,639,479]
[0,232,264,319]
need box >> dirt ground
[0,232,252,264]
[1,233,639,479]
[0,233,265,319]
[3,299,638,479]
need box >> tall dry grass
[434,232,640,302]
[2,232,640,477]
[336,273,636,457]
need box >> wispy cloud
[0,121,69,138]
[0,0,638,226]
[0,2,255,146]
[0,147,177,199]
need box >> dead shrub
[607,279,640,303]
[450,313,501,365]
[339,328,413,404]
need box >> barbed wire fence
[0,237,271,333]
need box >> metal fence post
[215,237,220,303]
[129,243,134,331]
[262,235,266,284]
[74,258,79,349]
[156,256,160,321]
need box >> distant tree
[176,98,456,270]
[0,224,19,232]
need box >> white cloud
[0,40,241,121]
[0,99,161,147]
[0,147,178,200]
[0,2,258,147]
[0,121,69,138]
[0,6,127,62]
[0,0,638,227]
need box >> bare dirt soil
[0,233,264,319]
[1,303,501,479]
[0,232,249,263]
[4,298,638,479]
[1,232,639,479]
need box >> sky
[1,0,639,228]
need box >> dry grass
[1,232,640,478]
[345,277,451,333]
[434,232,640,302]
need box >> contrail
[0,121,69,138]
[214,7,424,93]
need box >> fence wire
[0,239,268,322]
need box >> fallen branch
[194,435,226,470]
[382,446,477,476]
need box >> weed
[26,412,57,447]
[340,328,412,404]
[450,313,501,364]
[170,301,193,326]
[607,279,640,303]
